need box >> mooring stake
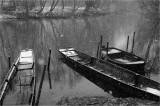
[35,64,46,106]
[106,42,109,57]
[99,35,103,58]
[18,77,21,93]
[96,42,100,58]
[47,49,52,89]
[131,32,135,53]
[126,36,129,52]
[8,56,11,70]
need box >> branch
[50,0,60,12]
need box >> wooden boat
[100,47,147,76]
[59,48,160,101]
[0,49,36,106]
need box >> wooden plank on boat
[20,50,32,58]
[142,87,160,97]
[19,57,33,64]
[19,50,33,64]
[108,49,122,54]
[70,56,81,61]
[62,51,78,57]
[59,48,74,52]
[125,61,145,64]
[18,64,33,70]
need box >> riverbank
[56,96,158,106]
[0,14,16,20]
[0,6,106,20]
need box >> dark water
[0,11,159,105]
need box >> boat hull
[0,49,36,106]
[101,48,146,76]
[59,48,160,101]
[107,59,145,75]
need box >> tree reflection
[0,19,85,93]
[136,0,159,74]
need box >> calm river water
[0,10,159,105]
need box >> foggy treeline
[0,0,103,13]
[0,0,159,15]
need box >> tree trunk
[38,0,46,13]
[50,0,55,12]
[50,0,59,12]
[1,0,4,6]
[84,0,92,12]
[72,0,79,14]
[61,0,64,10]
[72,0,76,13]
[38,6,44,13]
[25,0,29,16]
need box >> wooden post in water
[8,56,11,70]
[99,35,103,58]
[35,64,46,106]
[47,49,52,89]
[131,32,135,53]
[106,42,109,57]
[126,36,129,52]
[96,42,100,58]
[18,77,21,93]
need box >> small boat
[0,49,36,106]
[96,34,147,76]
[100,47,147,76]
[59,48,160,101]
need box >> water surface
[0,9,159,105]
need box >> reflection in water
[0,11,159,104]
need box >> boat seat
[19,57,33,64]
[78,61,90,65]
[108,49,122,54]
[59,48,74,52]
[125,61,145,64]
[18,63,34,71]
[17,83,31,86]
[70,56,81,61]
[62,51,78,57]
[98,69,104,72]
[21,73,32,77]
[127,82,135,86]
[116,77,122,81]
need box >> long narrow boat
[59,48,160,101]
[0,49,36,106]
[100,47,147,76]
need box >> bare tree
[21,0,36,15]
[38,0,47,13]
[1,0,4,6]
[138,0,160,73]
[50,0,60,12]
[139,0,159,20]
[1,0,17,13]
[61,0,64,10]
[72,0,79,14]
[84,0,101,12]
[50,0,55,12]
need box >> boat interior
[3,50,35,105]
[60,48,160,97]
[101,48,145,64]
